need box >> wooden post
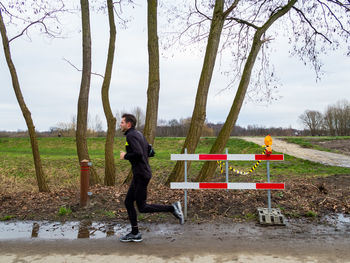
[80,159,90,207]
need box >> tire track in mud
[241,137,350,168]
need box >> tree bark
[143,0,160,145]
[77,0,99,184]
[0,9,49,192]
[123,0,160,184]
[166,0,228,185]
[196,0,297,182]
[102,0,117,186]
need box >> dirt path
[241,137,350,168]
[1,220,350,263]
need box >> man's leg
[120,181,143,242]
[135,178,174,213]
[134,178,184,224]
[124,181,138,229]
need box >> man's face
[120,117,131,132]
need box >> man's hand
[120,151,126,160]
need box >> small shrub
[305,211,317,217]
[244,213,257,220]
[0,215,14,221]
[58,207,72,216]
[104,211,115,218]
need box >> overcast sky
[1,2,349,132]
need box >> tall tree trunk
[143,0,160,145]
[196,0,297,182]
[77,0,99,184]
[0,10,49,192]
[166,0,228,185]
[123,0,160,184]
[102,0,117,186]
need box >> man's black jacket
[124,127,152,180]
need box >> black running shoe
[172,201,184,225]
[119,232,143,242]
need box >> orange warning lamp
[264,135,272,155]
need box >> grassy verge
[1,137,350,192]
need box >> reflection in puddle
[77,221,91,238]
[0,221,125,240]
[324,213,350,231]
[31,222,40,238]
[106,224,115,237]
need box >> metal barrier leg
[267,160,271,211]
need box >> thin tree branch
[63,57,104,79]
[9,20,46,43]
[195,0,211,20]
[326,0,350,12]
[317,0,350,36]
[225,17,259,29]
[292,6,332,43]
[5,4,66,43]
[223,0,240,17]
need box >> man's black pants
[125,177,173,227]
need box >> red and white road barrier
[171,154,284,161]
[170,151,285,220]
[171,182,285,190]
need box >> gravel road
[241,137,350,168]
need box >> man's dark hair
[122,113,137,128]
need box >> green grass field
[1,137,350,191]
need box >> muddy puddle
[0,213,349,240]
[0,220,127,240]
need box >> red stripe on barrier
[199,183,228,189]
[255,154,284,161]
[199,154,227,160]
[256,183,285,189]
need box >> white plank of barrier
[171,182,199,189]
[171,154,200,161]
[227,183,256,189]
[227,154,256,161]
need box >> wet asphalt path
[1,219,350,262]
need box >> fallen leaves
[0,174,349,222]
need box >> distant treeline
[299,99,350,136]
[0,122,307,138]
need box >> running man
[119,113,184,242]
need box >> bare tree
[324,100,350,136]
[123,0,160,185]
[197,0,298,182]
[133,106,146,130]
[143,0,160,145]
[299,110,324,136]
[324,105,337,136]
[101,0,117,186]
[163,0,350,182]
[0,1,65,192]
[166,0,240,185]
[76,0,100,184]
